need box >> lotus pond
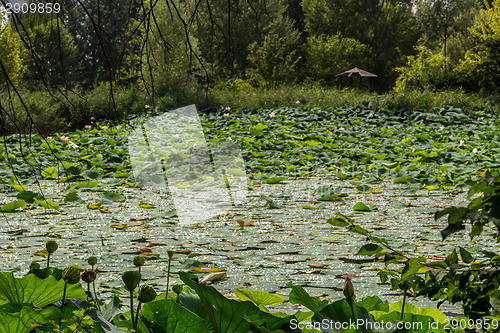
[0,105,499,319]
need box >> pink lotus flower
[84,125,92,129]
[369,113,373,117]
[387,125,391,129]
[60,135,69,142]
[237,117,240,120]
[296,100,300,104]
[339,127,345,130]
[46,136,52,140]
[472,148,478,153]
[145,105,150,109]
[223,113,230,117]
[426,116,429,120]
[440,125,445,130]
[225,106,231,111]
[172,134,179,138]
[459,140,465,146]
[90,116,95,121]
[269,112,276,118]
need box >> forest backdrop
[0,0,499,134]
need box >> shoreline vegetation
[1,85,498,136]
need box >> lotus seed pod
[172,284,183,295]
[62,266,81,284]
[133,255,146,267]
[122,271,142,292]
[137,285,157,303]
[81,269,97,283]
[87,256,98,266]
[399,281,411,291]
[167,250,175,259]
[46,240,58,254]
[29,262,41,270]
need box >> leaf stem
[46,253,51,278]
[135,301,143,330]
[59,281,68,326]
[166,258,172,297]
[401,290,407,321]
[130,291,136,329]
[347,297,356,321]
[93,280,100,311]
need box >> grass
[1,82,498,135]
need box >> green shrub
[304,34,371,85]
[395,46,453,91]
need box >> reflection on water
[1,177,486,315]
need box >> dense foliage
[0,105,499,331]
[0,0,499,95]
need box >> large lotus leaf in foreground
[0,272,87,308]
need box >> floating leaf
[74,181,99,188]
[382,162,399,170]
[1,200,25,212]
[355,184,372,193]
[262,176,287,184]
[327,217,350,227]
[113,171,130,178]
[87,202,102,209]
[64,190,84,203]
[83,170,102,180]
[11,183,27,191]
[99,191,126,202]
[353,202,371,212]
[41,166,58,179]
[139,203,156,209]
[36,199,60,210]
[17,191,43,204]
[199,272,227,285]
[189,267,226,273]
[357,244,384,256]
[347,224,368,236]
[261,195,282,209]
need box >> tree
[301,0,420,89]
[456,0,500,91]
[61,0,141,86]
[19,17,82,88]
[193,0,292,83]
[0,13,23,86]
[304,34,370,85]
[140,0,201,96]
[415,0,482,60]
[246,19,301,88]
[394,46,451,91]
